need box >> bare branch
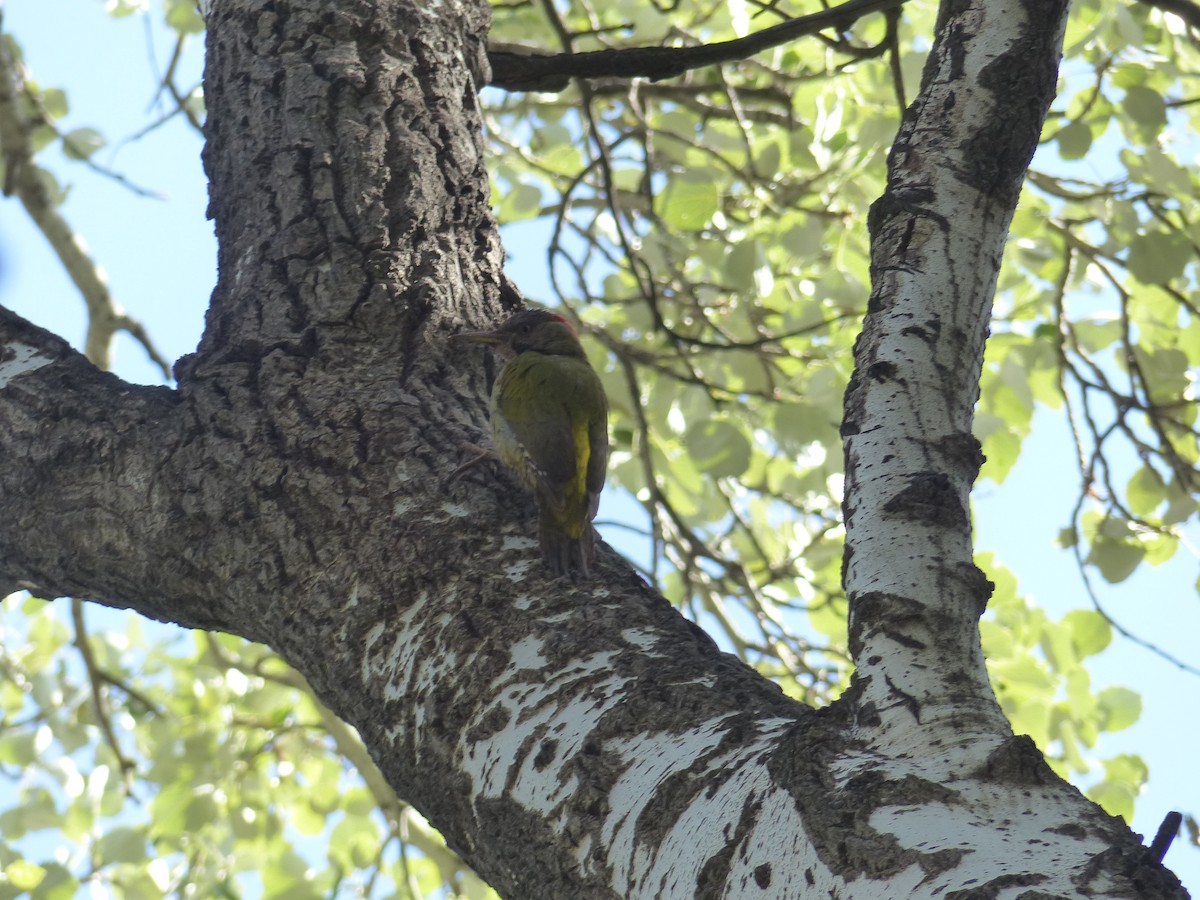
[71,598,137,788]
[488,0,903,91]
[0,25,172,379]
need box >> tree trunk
[0,0,1187,897]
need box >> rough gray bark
[0,0,1188,897]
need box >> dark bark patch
[1044,822,1087,840]
[900,316,941,343]
[465,704,511,743]
[695,787,765,899]
[532,738,558,771]
[1081,842,1188,898]
[964,2,1070,203]
[956,562,994,616]
[978,735,1057,787]
[945,872,1048,899]
[883,471,967,527]
[768,719,965,882]
[752,862,771,888]
[942,431,984,480]
[472,796,620,900]
[868,360,899,382]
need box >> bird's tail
[539,514,596,579]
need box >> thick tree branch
[487,0,903,92]
[833,0,1185,894]
[0,306,210,622]
[842,0,1070,750]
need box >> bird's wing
[584,378,608,523]
[494,355,587,514]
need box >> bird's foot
[446,442,496,485]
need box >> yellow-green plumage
[456,309,608,578]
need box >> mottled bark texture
[0,0,1188,897]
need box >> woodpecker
[455,309,609,578]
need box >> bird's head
[454,309,585,359]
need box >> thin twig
[0,24,173,379]
[71,599,137,789]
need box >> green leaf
[1063,610,1111,658]
[106,0,148,16]
[1097,687,1141,732]
[61,127,105,161]
[725,241,773,298]
[1126,466,1165,517]
[1122,85,1167,131]
[1087,537,1145,584]
[658,173,719,231]
[40,87,68,119]
[1005,698,1051,746]
[780,214,827,257]
[328,814,381,870]
[306,756,344,815]
[754,140,782,179]
[343,787,377,816]
[30,124,57,154]
[808,596,848,643]
[1072,317,1120,352]
[31,862,76,900]
[1057,720,1088,773]
[1039,620,1077,673]
[1056,121,1092,159]
[498,182,543,222]
[1088,780,1135,822]
[1126,230,1192,284]
[773,402,838,452]
[34,167,68,205]
[1181,318,1200,366]
[993,656,1054,690]
[979,425,1021,484]
[0,730,38,767]
[291,800,328,837]
[149,782,189,839]
[1064,668,1096,725]
[3,861,46,892]
[1088,754,1148,822]
[1134,347,1190,404]
[95,826,148,865]
[683,420,752,478]
[1140,146,1193,196]
[1142,532,1180,566]
[262,851,320,900]
[164,0,207,34]
[1162,491,1197,527]
[0,787,59,837]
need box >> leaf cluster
[0,596,494,900]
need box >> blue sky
[2,2,1197,894]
